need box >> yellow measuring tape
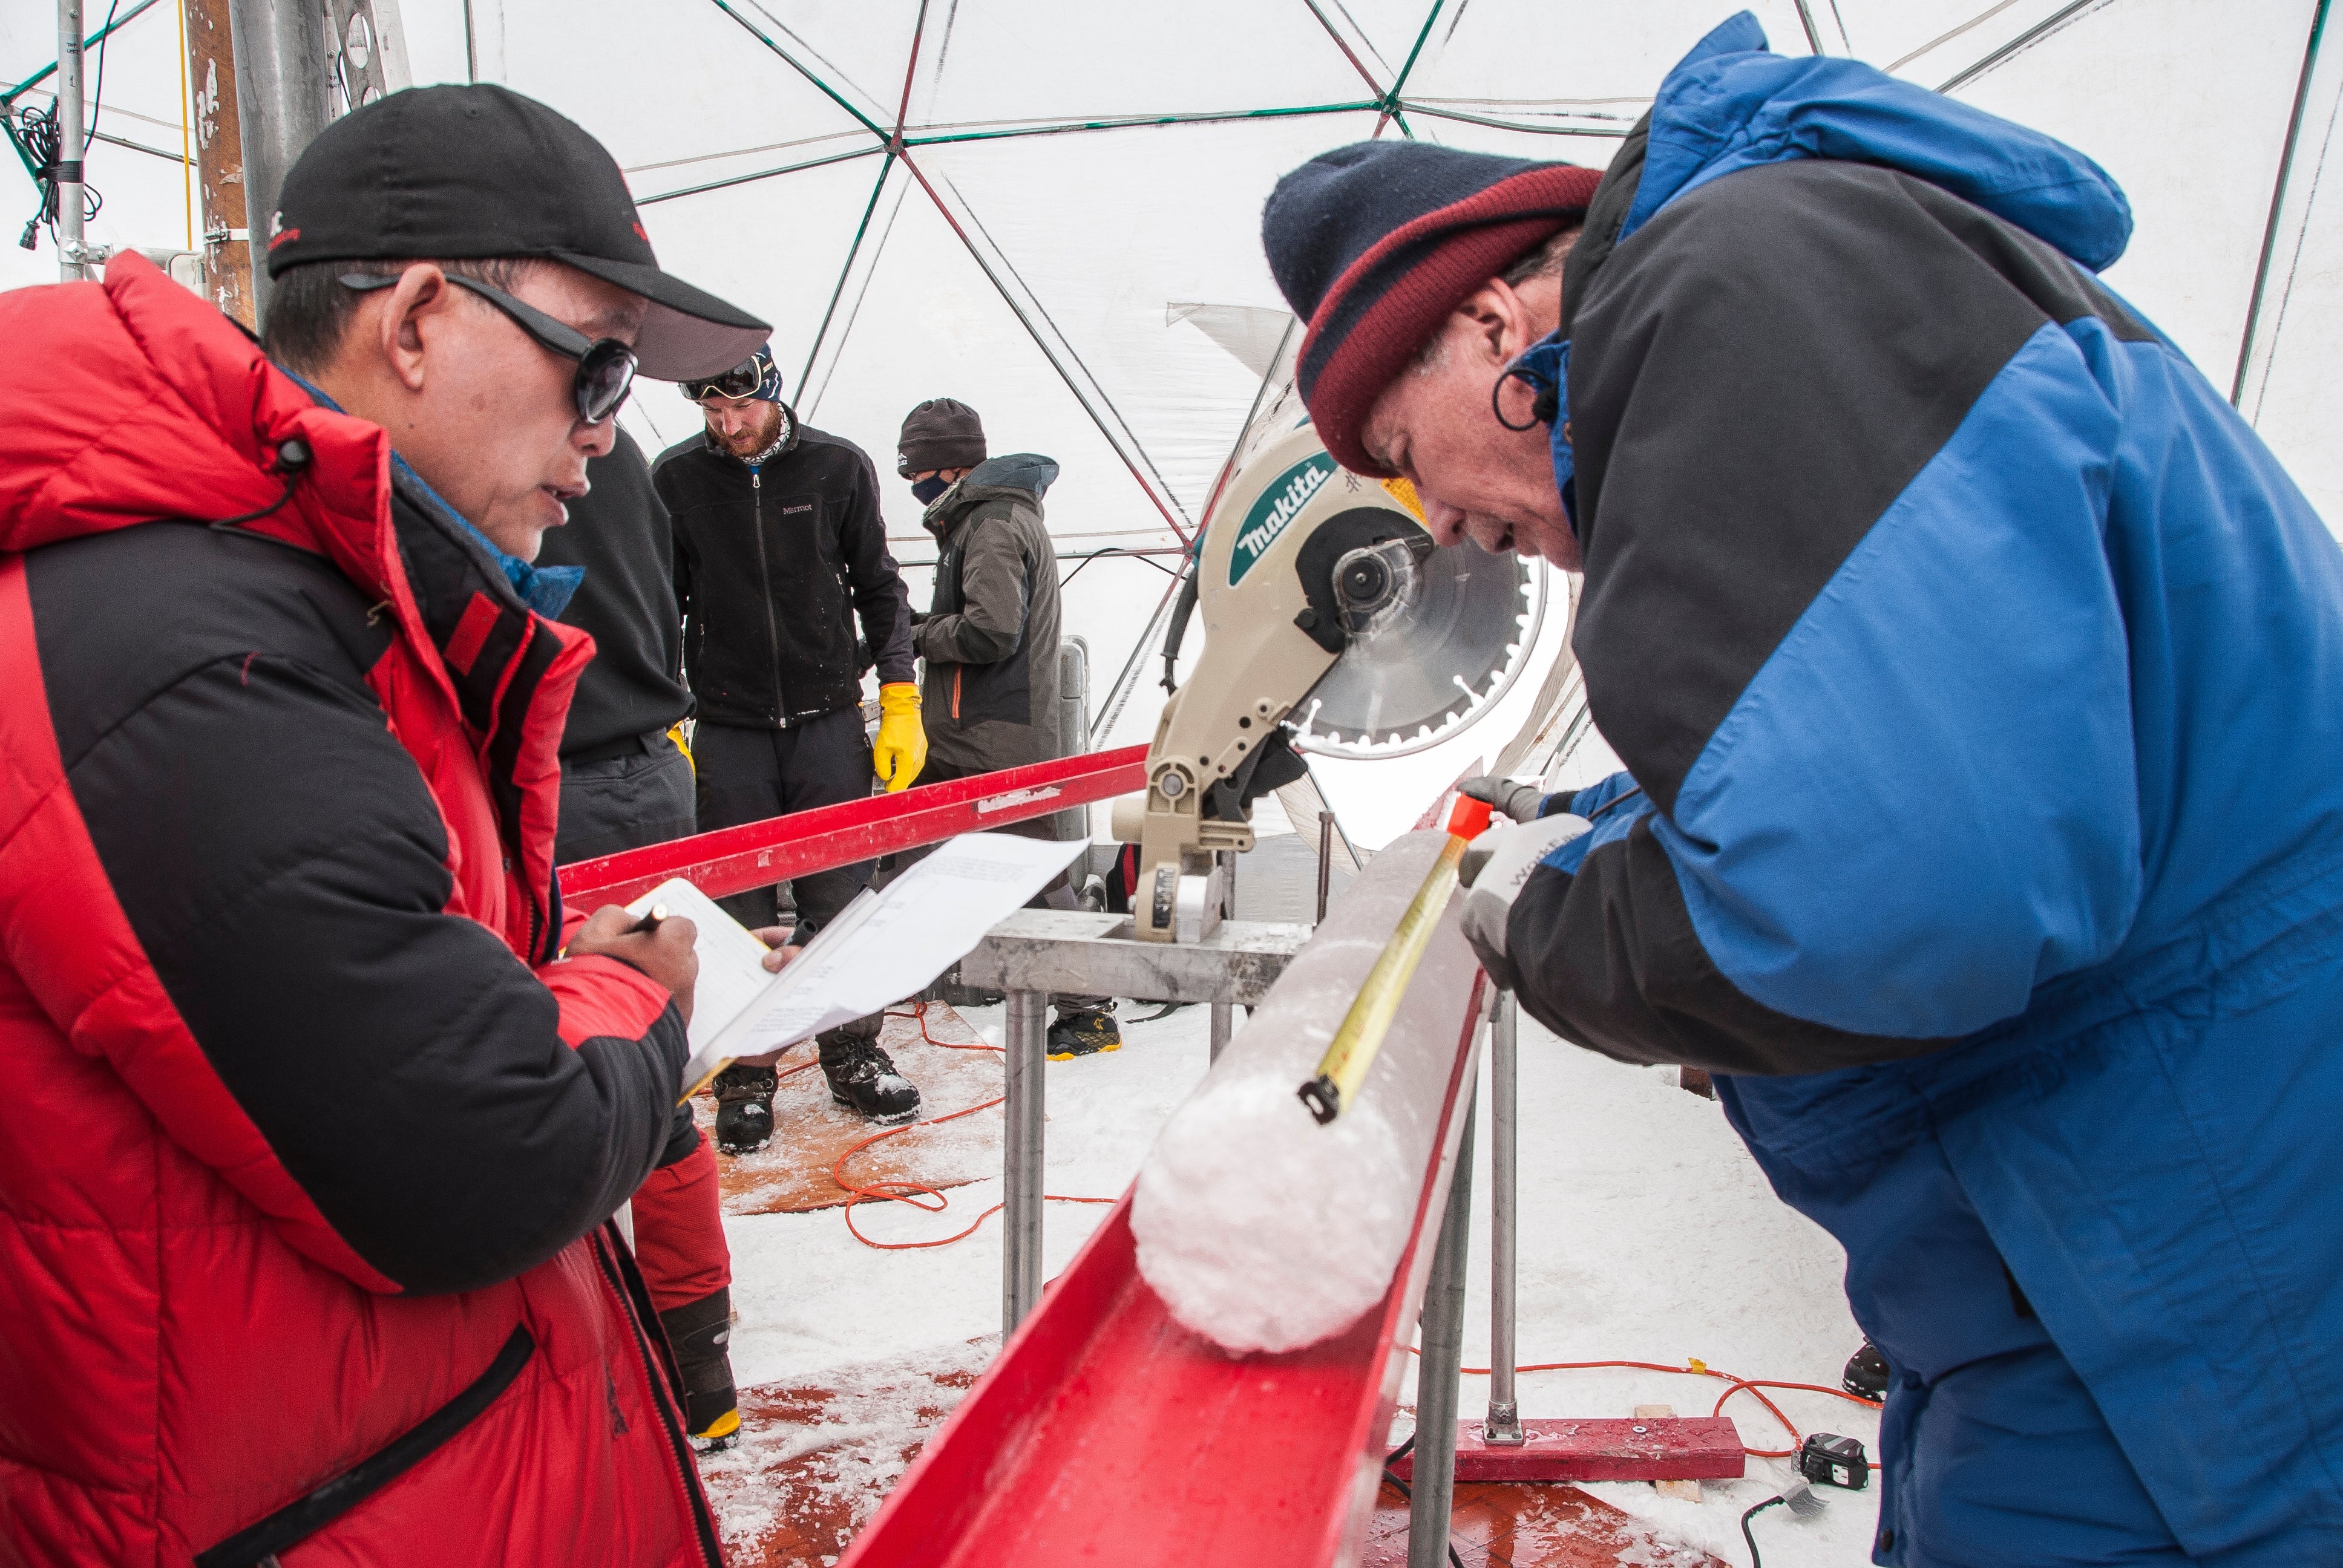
[1298,796,1493,1125]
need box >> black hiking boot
[1047,1004,1121,1059]
[1843,1339,1890,1400]
[658,1285,742,1451]
[819,1027,920,1124]
[712,1063,776,1154]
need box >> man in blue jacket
[1264,14,2343,1565]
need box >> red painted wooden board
[1388,1419,1747,1485]
[559,743,1147,905]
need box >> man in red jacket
[0,86,769,1567]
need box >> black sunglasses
[338,271,637,424]
[680,358,765,403]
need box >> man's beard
[718,403,785,457]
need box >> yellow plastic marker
[1298,794,1494,1124]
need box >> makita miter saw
[1115,420,1544,942]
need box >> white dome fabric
[4,0,2334,841]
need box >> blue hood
[960,453,1059,498]
[1622,12,2132,270]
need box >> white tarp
[5,0,2333,844]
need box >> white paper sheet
[621,877,781,1057]
[629,834,1088,1101]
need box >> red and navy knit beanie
[1262,143,1601,475]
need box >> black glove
[1457,815,1591,990]
[1458,774,1548,824]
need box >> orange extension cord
[804,1007,1881,1464]
[803,1003,1113,1250]
[1407,1347,1883,1462]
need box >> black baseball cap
[264,84,768,381]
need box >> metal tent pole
[1484,993,1524,1445]
[1409,1085,1474,1567]
[56,0,87,281]
[225,0,334,318]
[2234,0,2333,411]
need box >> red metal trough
[557,743,1147,906]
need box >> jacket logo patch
[1229,454,1334,586]
[780,502,814,517]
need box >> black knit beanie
[897,399,987,475]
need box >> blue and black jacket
[1509,15,2343,1561]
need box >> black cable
[1377,1434,1466,1568]
[1159,556,1200,694]
[84,0,127,150]
[15,0,122,253]
[1056,545,1182,592]
[16,101,65,249]
[203,439,313,531]
[1741,1494,1787,1568]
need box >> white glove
[1458,815,1591,991]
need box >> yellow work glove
[873,683,927,792]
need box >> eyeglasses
[680,357,766,403]
[338,270,637,424]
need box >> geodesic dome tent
[7,0,2339,844]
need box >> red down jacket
[0,255,721,1565]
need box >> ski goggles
[339,271,637,424]
[681,350,779,404]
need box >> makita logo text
[1228,454,1335,586]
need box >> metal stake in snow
[1298,794,1491,1123]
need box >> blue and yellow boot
[1047,1002,1121,1060]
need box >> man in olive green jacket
[899,400,1113,1054]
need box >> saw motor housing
[1120,425,1434,942]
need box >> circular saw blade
[1289,543,1546,758]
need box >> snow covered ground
[720,995,1883,1567]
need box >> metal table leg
[1003,988,1047,1331]
[1410,1087,1476,1568]
[1209,1001,1232,1062]
[1486,993,1524,1444]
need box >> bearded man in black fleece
[654,348,924,1140]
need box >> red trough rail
[835,899,1490,1567]
[558,743,1148,907]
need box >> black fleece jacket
[537,429,692,757]
[653,414,915,730]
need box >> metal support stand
[963,910,1308,1336]
[1002,988,1047,1332]
[1410,1086,1475,1568]
[1484,993,1524,1445]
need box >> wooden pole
[180,0,252,327]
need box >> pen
[630,903,669,934]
